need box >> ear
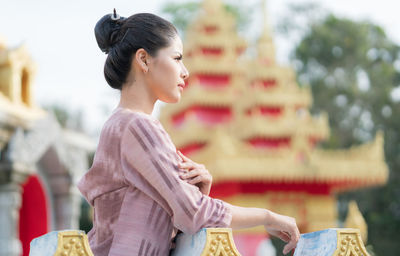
[135,48,150,73]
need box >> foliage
[161,2,200,35]
[287,12,400,256]
[79,199,93,234]
[161,0,254,37]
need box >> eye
[175,55,183,61]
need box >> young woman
[78,11,300,256]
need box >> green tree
[161,0,254,36]
[288,13,400,256]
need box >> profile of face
[137,35,189,104]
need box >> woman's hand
[264,211,300,255]
[177,150,212,196]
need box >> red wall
[19,174,49,256]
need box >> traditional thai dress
[77,107,232,256]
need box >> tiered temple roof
[160,0,388,243]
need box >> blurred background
[0,0,399,256]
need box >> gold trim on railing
[54,230,94,256]
[201,228,241,256]
[333,229,370,256]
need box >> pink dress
[77,108,232,256]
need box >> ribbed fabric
[77,107,232,256]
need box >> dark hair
[95,12,178,90]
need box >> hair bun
[94,12,126,54]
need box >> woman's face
[146,35,189,103]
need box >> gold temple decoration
[0,37,45,128]
[160,0,388,241]
[54,230,94,256]
[333,229,370,256]
[201,228,241,256]
[0,37,46,152]
[345,201,368,243]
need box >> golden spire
[257,0,276,64]
[0,35,6,50]
[202,0,224,15]
[262,0,272,36]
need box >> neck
[118,79,156,115]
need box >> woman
[78,10,300,256]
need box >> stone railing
[29,230,92,256]
[29,228,370,256]
[293,228,370,256]
[170,228,241,256]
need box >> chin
[160,94,181,104]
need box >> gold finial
[256,0,275,64]
[344,201,368,243]
[0,35,6,50]
[261,0,272,36]
[202,0,223,14]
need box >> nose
[181,63,189,80]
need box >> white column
[0,184,22,256]
[53,188,82,230]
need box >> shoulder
[109,108,159,131]
[115,110,167,144]
[126,112,162,133]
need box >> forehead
[163,36,183,53]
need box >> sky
[1,0,399,136]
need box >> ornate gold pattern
[201,228,241,256]
[54,230,94,256]
[333,229,370,256]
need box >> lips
[178,83,185,89]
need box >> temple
[0,37,95,256]
[159,0,388,254]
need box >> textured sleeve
[120,116,232,235]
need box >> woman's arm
[122,117,299,254]
[177,152,299,255]
[228,204,300,255]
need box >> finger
[267,228,290,242]
[282,231,299,255]
[288,224,300,243]
[181,170,201,179]
[295,226,300,240]
[178,162,196,170]
[277,232,290,243]
[177,150,191,162]
[176,150,187,162]
[283,239,297,255]
[187,176,202,185]
[179,162,206,173]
